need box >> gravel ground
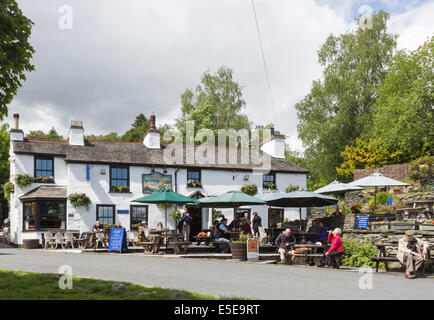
[0,248,433,300]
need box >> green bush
[409,155,433,181]
[3,182,14,201]
[341,238,383,269]
[369,192,392,210]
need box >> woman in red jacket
[324,228,343,268]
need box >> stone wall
[354,163,409,181]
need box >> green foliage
[295,11,397,182]
[26,127,65,141]
[212,210,223,221]
[170,209,181,222]
[2,182,14,201]
[232,231,250,244]
[341,238,381,268]
[187,181,202,188]
[240,184,258,196]
[15,173,34,188]
[409,155,433,181]
[68,193,91,210]
[175,67,251,145]
[369,36,434,160]
[0,124,10,207]
[368,192,392,210]
[263,183,276,190]
[0,0,35,119]
[285,185,300,193]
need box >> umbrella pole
[374,187,377,213]
[165,202,168,254]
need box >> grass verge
[0,268,217,300]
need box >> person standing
[252,212,262,238]
[181,211,192,242]
[397,230,430,279]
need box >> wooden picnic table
[405,200,434,216]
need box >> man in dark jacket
[252,212,262,237]
[275,228,296,264]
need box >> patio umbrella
[263,190,338,230]
[314,180,363,195]
[198,190,266,209]
[132,188,199,232]
[347,172,409,211]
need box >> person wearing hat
[397,230,430,279]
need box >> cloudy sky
[5,0,434,151]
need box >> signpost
[107,227,128,253]
[247,238,259,261]
[356,216,370,230]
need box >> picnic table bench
[292,244,343,268]
[192,236,212,246]
[169,241,191,254]
[141,235,163,254]
[370,243,434,274]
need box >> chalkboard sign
[107,227,128,253]
[356,216,369,229]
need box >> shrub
[369,192,393,210]
[15,174,34,188]
[68,193,91,210]
[341,238,383,269]
[409,155,433,181]
[285,185,300,193]
[240,184,258,196]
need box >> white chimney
[69,120,85,146]
[143,113,161,149]
[260,127,285,159]
[10,114,24,141]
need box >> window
[110,165,129,192]
[96,205,115,227]
[130,205,148,230]
[35,157,54,179]
[263,173,276,189]
[235,208,251,221]
[187,169,201,188]
[268,208,284,228]
[23,200,66,231]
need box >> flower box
[110,186,130,193]
[34,176,54,184]
[187,181,202,188]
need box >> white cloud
[3,0,433,154]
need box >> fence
[354,163,409,181]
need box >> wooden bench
[370,243,433,274]
[170,242,191,254]
[141,236,162,254]
[192,236,212,246]
[292,244,343,268]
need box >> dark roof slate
[20,185,67,200]
[13,140,308,173]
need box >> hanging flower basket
[15,174,34,188]
[241,184,258,196]
[68,193,91,210]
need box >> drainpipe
[174,168,180,192]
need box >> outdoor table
[265,228,285,244]
[404,200,434,217]
[293,232,319,243]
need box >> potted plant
[111,185,130,193]
[187,180,202,188]
[263,183,276,190]
[240,184,258,196]
[15,174,34,188]
[230,231,250,261]
[68,192,92,210]
[285,185,300,193]
[3,182,14,201]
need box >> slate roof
[20,185,67,200]
[12,139,309,173]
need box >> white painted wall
[9,152,307,244]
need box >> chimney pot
[150,113,156,130]
[13,114,19,129]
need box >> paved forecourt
[0,248,433,300]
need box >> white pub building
[8,113,308,245]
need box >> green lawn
[0,269,217,300]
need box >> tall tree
[175,67,251,143]
[0,123,10,221]
[121,113,150,142]
[369,36,434,159]
[26,127,64,141]
[295,11,397,181]
[0,0,35,119]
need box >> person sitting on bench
[93,220,104,232]
[323,228,343,268]
[398,230,430,279]
[213,218,230,253]
[275,228,296,264]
